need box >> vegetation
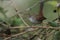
[48,22,59,27]
[53,31,60,40]
[0,0,60,40]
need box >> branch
[17,14,30,27]
[3,28,38,40]
[0,22,8,27]
[46,30,55,37]
[8,26,60,30]
[3,26,60,40]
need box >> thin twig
[7,26,60,30]
[0,22,8,28]
[46,30,55,37]
[17,14,30,27]
[3,26,60,40]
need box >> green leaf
[48,22,59,27]
[11,17,23,26]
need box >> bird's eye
[53,10,57,13]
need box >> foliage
[0,7,4,13]
[53,31,60,40]
[11,16,23,26]
[0,7,23,27]
[48,22,59,27]
[0,7,7,15]
[0,7,9,24]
